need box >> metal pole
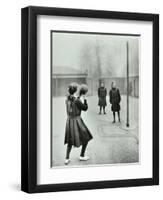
[55,77,58,97]
[126,41,129,127]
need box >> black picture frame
[21,6,159,193]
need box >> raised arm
[76,98,88,111]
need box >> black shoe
[99,112,101,115]
[112,120,115,123]
[104,112,106,114]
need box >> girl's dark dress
[98,87,107,106]
[64,96,93,147]
[109,88,121,111]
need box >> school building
[52,66,139,98]
[52,67,87,96]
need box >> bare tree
[79,41,93,75]
[93,39,102,78]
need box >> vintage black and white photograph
[21,6,159,193]
[51,31,140,167]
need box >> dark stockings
[113,112,115,122]
[80,142,88,157]
[113,111,120,122]
[66,144,72,159]
[117,111,120,122]
[66,142,88,159]
[99,106,106,114]
[103,106,106,114]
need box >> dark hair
[111,81,116,88]
[68,82,77,95]
[79,84,88,96]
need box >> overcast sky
[52,32,139,77]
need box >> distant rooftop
[52,66,87,78]
[52,66,138,78]
[53,66,87,75]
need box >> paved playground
[51,95,139,167]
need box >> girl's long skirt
[64,116,93,147]
[98,97,107,107]
[111,103,120,112]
